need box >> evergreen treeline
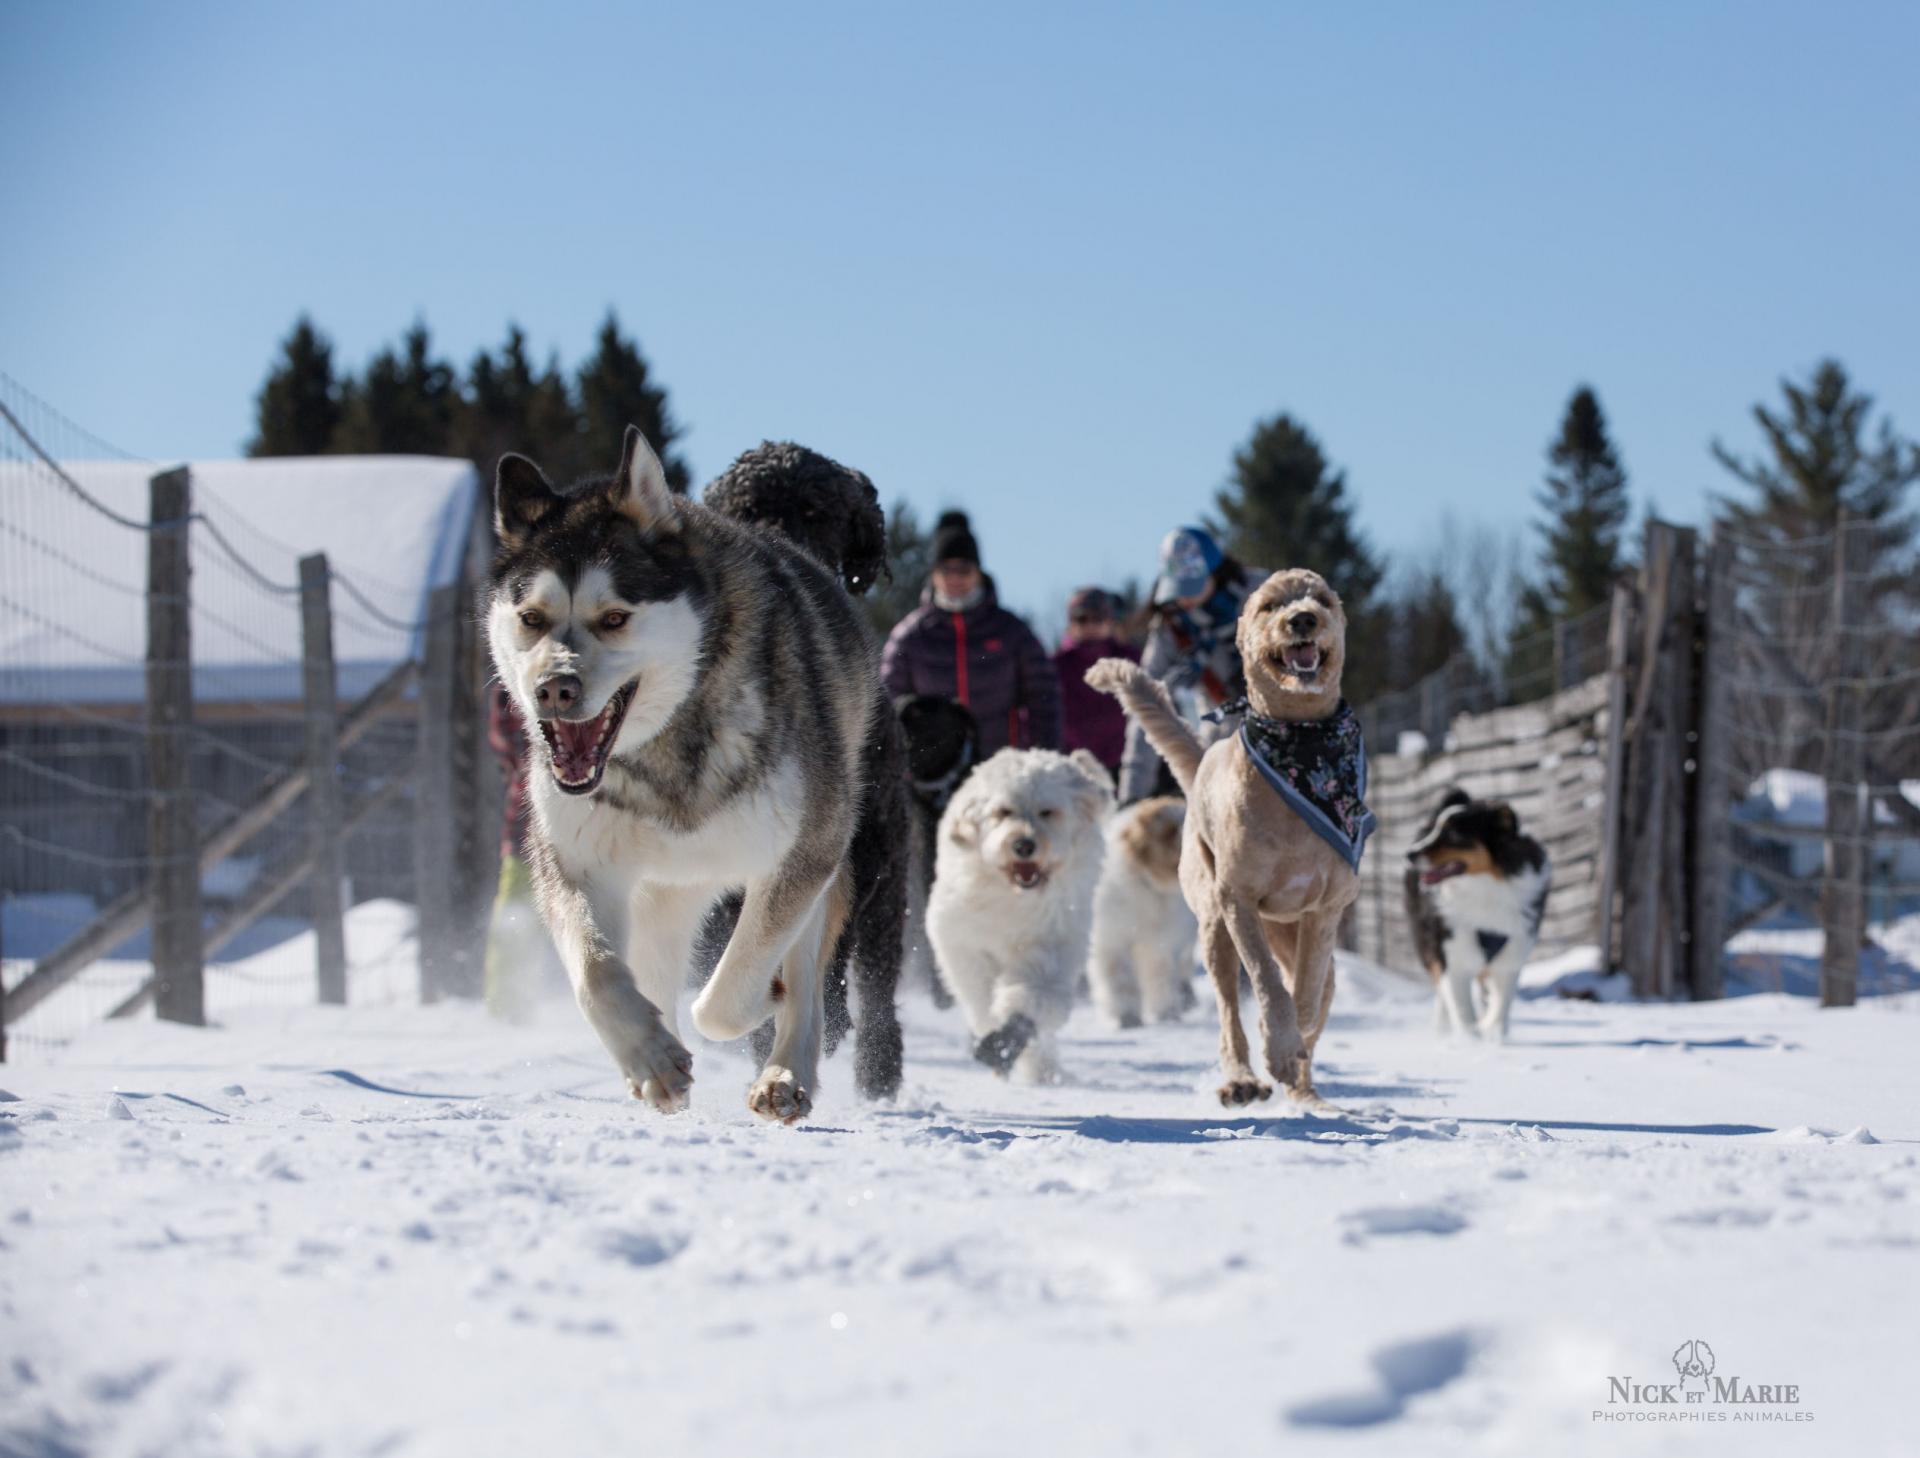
[249,322,1913,715]
[249,313,691,493]
[1207,359,1913,722]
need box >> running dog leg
[1201,913,1269,1106]
[749,870,851,1123]
[532,847,693,1112]
[623,883,722,1113]
[848,857,907,1100]
[1437,956,1478,1037]
[1221,892,1308,1095]
[1478,943,1527,1043]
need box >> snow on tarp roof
[1,456,479,707]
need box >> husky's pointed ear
[612,424,678,534]
[495,454,560,547]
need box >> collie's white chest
[1433,861,1550,937]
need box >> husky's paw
[973,1013,1036,1077]
[746,1067,813,1125]
[630,1076,690,1115]
[1218,1077,1273,1107]
[617,1022,694,1113]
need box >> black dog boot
[973,1013,1036,1076]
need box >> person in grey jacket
[1117,525,1269,804]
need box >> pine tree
[1507,386,1632,694]
[576,312,691,493]
[1713,360,1920,775]
[454,326,550,480]
[249,316,342,456]
[1713,359,1918,558]
[1389,567,1471,690]
[333,321,456,455]
[1533,387,1630,619]
[1208,413,1386,700]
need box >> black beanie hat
[932,510,980,567]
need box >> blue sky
[2,2,1915,628]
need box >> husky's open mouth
[1273,641,1323,679]
[1419,858,1467,886]
[1007,860,1048,891]
[540,681,637,794]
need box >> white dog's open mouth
[1418,858,1466,886]
[1276,642,1323,679]
[540,681,637,794]
[1007,860,1048,891]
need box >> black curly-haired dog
[697,441,907,1099]
[896,694,979,1008]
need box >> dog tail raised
[1084,659,1204,797]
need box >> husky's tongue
[544,687,631,791]
[550,716,607,782]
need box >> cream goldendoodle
[927,746,1114,1082]
[1087,796,1198,1028]
[1089,568,1372,1108]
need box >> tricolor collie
[486,426,877,1123]
[1404,789,1551,1041]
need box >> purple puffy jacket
[1052,636,1141,774]
[881,580,1061,757]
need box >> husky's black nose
[1011,836,1037,859]
[1288,611,1318,636]
[535,674,582,718]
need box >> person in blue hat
[1117,526,1269,804]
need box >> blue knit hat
[1153,526,1224,603]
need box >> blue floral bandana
[1209,697,1377,871]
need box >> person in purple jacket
[882,511,1060,757]
[1051,587,1140,781]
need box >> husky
[1405,789,1551,1041]
[486,426,875,1123]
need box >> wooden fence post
[1688,536,1734,1001]
[414,585,461,1001]
[300,553,348,1005]
[1595,580,1635,978]
[147,467,203,1025]
[1821,512,1865,1007]
[1618,522,1698,998]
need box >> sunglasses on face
[1070,613,1110,625]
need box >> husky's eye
[599,610,631,631]
[1038,808,1058,820]
[518,609,546,631]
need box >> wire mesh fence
[1705,516,1920,996]
[0,371,490,1060]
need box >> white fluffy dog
[927,746,1114,1082]
[1088,796,1199,1027]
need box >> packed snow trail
[3,911,1917,1456]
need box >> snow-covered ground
[4,904,1919,1457]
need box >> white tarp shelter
[1,456,481,706]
